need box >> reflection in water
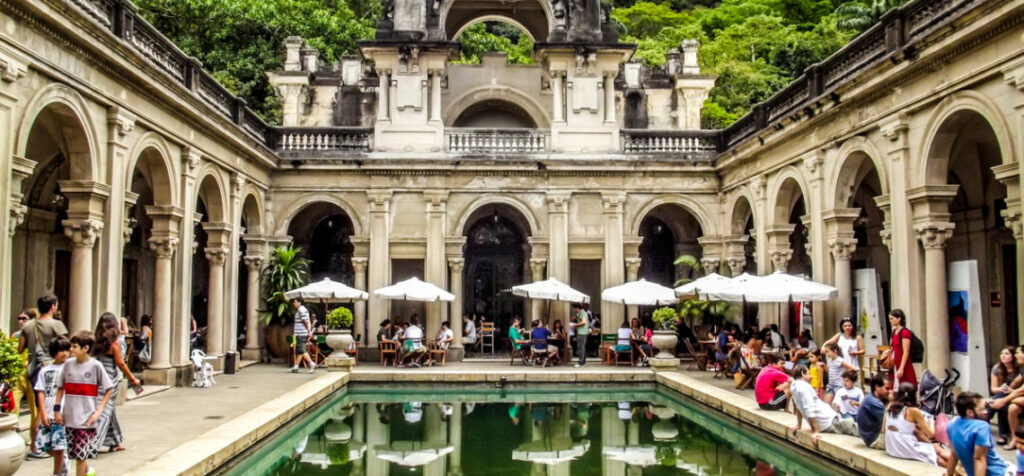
[240,398,788,476]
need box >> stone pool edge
[121,372,349,476]
[655,372,942,476]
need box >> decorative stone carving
[352,257,369,273]
[243,255,264,272]
[8,207,26,237]
[107,106,137,137]
[879,228,893,252]
[205,247,229,266]
[914,222,955,249]
[148,236,179,258]
[183,145,203,172]
[1002,210,1023,241]
[528,258,546,277]
[546,192,570,214]
[448,257,465,273]
[726,257,746,276]
[0,49,27,83]
[63,219,104,248]
[770,250,792,272]
[700,257,721,274]
[828,238,857,261]
[625,257,642,277]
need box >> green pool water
[217,384,859,476]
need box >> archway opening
[453,99,538,128]
[446,3,549,44]
[840,155,891,343]
[462,204,530,338]
[730,196,757,275]
[287,202,356,285]
[638,204,703,286]
[453,20,535,64]
[122,147,175,329]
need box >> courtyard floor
[13,360,988,475]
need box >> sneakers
[574,363,586,368]
[308,363,316,374]
[411,361,421,368]
[85,467,96,476]
[288,366,298,373]
[26,451,49,460]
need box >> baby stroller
[919,368,960,416]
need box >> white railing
[446,128,549,153]
[275,128,372,152]
[621,130,720,160]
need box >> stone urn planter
[652,420,679,441]
[649,404,676,420]
[651,330,678,359]
[0,413,25,474]
[324,329,355,371]
[324,421,353,442]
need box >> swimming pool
[216,383,860,475]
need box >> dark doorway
[308,214,355,284]
[638,216,675,286]
[464,215,525,333]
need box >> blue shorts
[615,344,631,352]
[36,422,67,452]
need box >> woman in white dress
[885,382,950,467]
[824,318,865,370]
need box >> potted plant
[651,307,679,359]
[259,244,310,358]
[0,332,26,474]
[324,306,354,362]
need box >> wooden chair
[611,342,634,366]
[480,322,496,354]
[530,339,555,366]
[735,353,760,389]
[684,340,705,370]
[510,341,529,366]
[379,340,399,366]
[599,333,616,365]
[427,340,447,367]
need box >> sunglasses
[17,317,28,321]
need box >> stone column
[429,70,442,123]
[377,70,391,122]
[368,191,392,343]
[625,258,641,320]
[424,191,448,334]
[529,258,546,321]
[103,107,136,315]
[449,402,463,476]
[551,71,564,123]
[3,155,36,325]
[547,192,570,322]
[242,254,264,360]
[916,222,954,374]
[63,219,103,332]
[448,258,465,349]
[205,247,228,356]
[148,237,177,370]
[352,257,368,345]
[603,72,616,123]
[828,239,857,321]
[602,193,625,325]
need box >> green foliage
[835,0,904,32]
[652,307,679,331]
[326,442,351,465]
[327,306,354,329]
[672,254,701,287]
[454,22,534,64]
[259,245,311,326]
[0,332,26,385]
[132,0,376,123]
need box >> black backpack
[908,330,924,364]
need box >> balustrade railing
[621,130,721,160]
[446,128,549,153]
[274,128,373,152]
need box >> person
[290,298,315,373]
[462,315,477,348]
[550,320,567,355]
[586,306,601,354]
[436,321,454,349]
[614,320,632,359]
[401,317,427,367]
[833,370,864,418]
[885,382,949,467]
[118,317,130,359]
[377,319,393,344]
[54,331,115,476]
[946,392,1013,476]
[881,309,917,388]
[570,304,589,368]
[855,374,891,449]
[34,335,70,476]
[715,324,735,373]
[530,320,557,367]
[11,308,42,459]
[788,329,818,364]
[92,312,141,452]
[630,318,651,366]
[825,318,865,371]
[989,346,1020,446]
[823,342,858,405]
[808,350,825,398]
[754,356,792,410]
[508,316,531,365]
[768,324,785,349]
[19,295,69,383]
[789,364,859,445]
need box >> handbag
[139,340,152,363]
[880,352,894,370]
[27,322,52,379]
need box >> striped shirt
[293,305,311,336]
[57,357,112,429]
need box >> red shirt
[755,366,790,404]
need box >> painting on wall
[949,290,969,353]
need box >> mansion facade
[0,0,1022,384]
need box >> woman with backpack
[882,309,917,387]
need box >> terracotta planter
[0,413,25,474]
[651,330,677,359]
[325,329,354,360]
[263,322,293,359]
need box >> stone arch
[442,0,552,42]
[275,193,366,237]
[444,85,551,128]
[630,195,716,238]
[726,188,758,236]
[17,83,102,181]
[126,132,178,206]
[768,167,810,226]
[920,90,1016,186]
[194,166,229,223]
[452,15,538,42]
[453,195,541,237]
[240,191,265,235]
[831,136,889,209]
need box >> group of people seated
[376,314,454,367]
[613,318,655,367]
[508,316,567,367]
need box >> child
[35,336,71,476]
[832,369,864,418]
[807,350,825,398]
[54,331,114,476]
[823,342,858,405]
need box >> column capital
[205,247,230,266]
[0,49,28,83]
[879,112,910,142]
[243,254,265,272]
[914,222,955,249]
[107,106,137,138]
[770,250,792,272]
[8,206,26,237]
[726,256,746,276]
[1002,62,1024,92]
[546,191,571,213]
[601,192,626,213]
[529,257,547,276]
[424,190,449,214]
[802,148,826,180]
[182,145,203,174]
[1002,209,1024,240]
[62,219,104,248]
[624,257,642,275]
[367,190,393,213]
[148,236,179,258]
[828,238,858,260]
[750,176,767,201]
[879,227,893,252]
[352,256,369,273]
[700,257,721,275]
[448,257,465,273]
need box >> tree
[835,0,904,32]
[259,245,311,325]
[454,22,534,64]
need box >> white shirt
[616,328,632,347]
[792,379,837,431]
[770,331,783,348]
[837,334,860,369]
[438,328,454,349]
[464,320,477,340]
[405,325,424,343]
[834,385,864,416]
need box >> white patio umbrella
[375,441,454,466]
[673,272,733,299]
[511,277,590,303]
[601,279,678,306]
[512,437,590,465]
[284,278,369,302]
[372,277,455,302]
[705,271,836,302]
[603,445,658,467]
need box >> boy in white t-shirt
[833,369,865,418]
[35,335,71,476]
[54,331,114,476]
